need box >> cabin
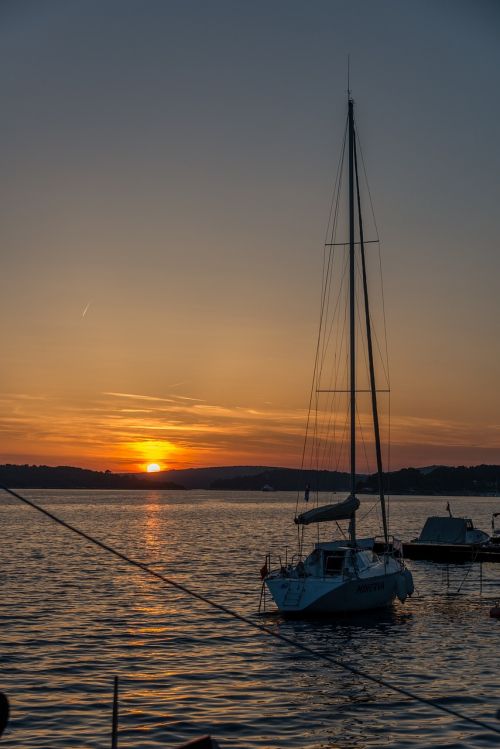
[302,543,377,577]
[413,516,488,545]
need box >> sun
[146,463,161,473]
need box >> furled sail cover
[295,495,360,525]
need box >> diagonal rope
[3,485,500,738]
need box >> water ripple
[1,491,499,748]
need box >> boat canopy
[295,495,360,525]
[417,516,469,544]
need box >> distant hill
[0,463,352,492]
[1,463,499,494]
[161,465,269,490]
[210,468,352,491]
[0,464,184,490]
[0,464,276,491]
[358,464,500,496]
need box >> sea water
[1,490,499,748]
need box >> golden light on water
[146,463,161,473]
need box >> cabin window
[324,554,344,574]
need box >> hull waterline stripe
[3,485,499,738]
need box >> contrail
[82,300,92,318]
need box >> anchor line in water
[2,484,499,738]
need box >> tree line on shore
[1,463,499,494]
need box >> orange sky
[1,388,499,474]
[0,3,499,473]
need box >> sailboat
[263,93,414,615]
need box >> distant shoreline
[1,463,500,495]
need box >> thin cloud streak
[82,300,92,318]
[104,391,178,403]
[0,390,499,472]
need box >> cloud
[82,300,92,318]
[104,391,178,403]
[0,389,498,472]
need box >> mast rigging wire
[296,116,348,518]
[2,484,500,739]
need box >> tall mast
[354,136,389,545]
[348,96,356,546]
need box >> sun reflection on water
[2,491,500,748]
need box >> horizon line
[1,461,499,475]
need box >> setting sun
[146,463,161,473]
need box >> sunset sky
[1,0,499,473]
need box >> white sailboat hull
[265,561,411,615]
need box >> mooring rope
[2,485,499,737]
